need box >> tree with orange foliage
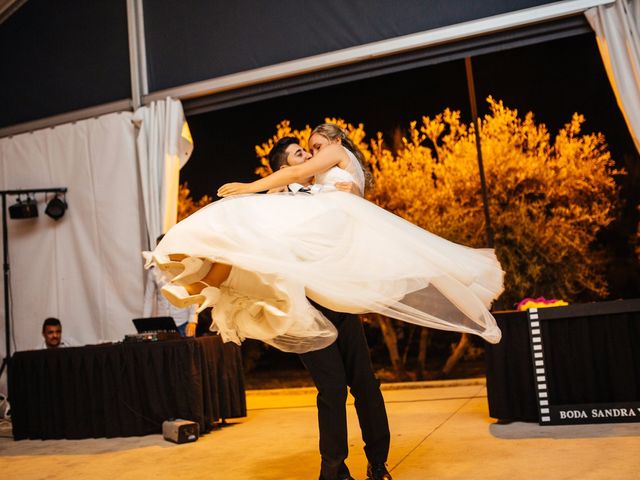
[177,182,212,222]
[367,98,622,378]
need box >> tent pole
[126,0,148,109]
[0,193,10,379]
[465,56,494,247]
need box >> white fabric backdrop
[586,0,640,154]
[0,112,146,362]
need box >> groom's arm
[266,186,288,193]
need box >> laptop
[132,316,179,334]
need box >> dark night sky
[182,32,638,201]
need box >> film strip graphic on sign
[526,308,551,423]
[526,300,640,426]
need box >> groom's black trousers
[299,303,390,480]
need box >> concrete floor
[1,379,639,479]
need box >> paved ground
[1,379,638,479]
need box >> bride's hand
[217,182,251,197]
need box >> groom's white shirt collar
[288,183,327,194]
[288,183,308,193]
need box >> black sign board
[526,300,640,426]
[548,403,640,425]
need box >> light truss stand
[0,187,67,380]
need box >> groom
[268,137,392,480]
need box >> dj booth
[8,335,246,440]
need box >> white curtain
[585,0,640,153]
[0,112,146,363]
[133,97,193,248]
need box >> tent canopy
[0,0,612,135]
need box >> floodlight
[45,196,67,221]
[8,195,38,219]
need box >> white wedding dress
[146,148,504,352]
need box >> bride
[146,124,504,353]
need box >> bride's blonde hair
[310,123,372,190]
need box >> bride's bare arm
[217,144,348,197]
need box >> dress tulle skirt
[147,191,504,353]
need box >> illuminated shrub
[177,182,212,222]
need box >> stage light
[8,195,38,219]
[45,195,67,221]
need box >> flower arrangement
[516,297,568,311]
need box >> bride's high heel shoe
[171,257,213,286]
[154,256,185,276]
[161,283,221,314]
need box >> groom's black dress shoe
[366,463,392,480]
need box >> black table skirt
[8,335,246,440]
[485,299,640,422]
[485,310,538,422]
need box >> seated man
[38,317,76,349]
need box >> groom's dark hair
[268,136,299,172]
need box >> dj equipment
[132,316,179,333]
[124,316,181,342]
[123,331,181,342]
[162,419,199,444]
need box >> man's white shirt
[36,337,78,350]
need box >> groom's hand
[335,182,360,195]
